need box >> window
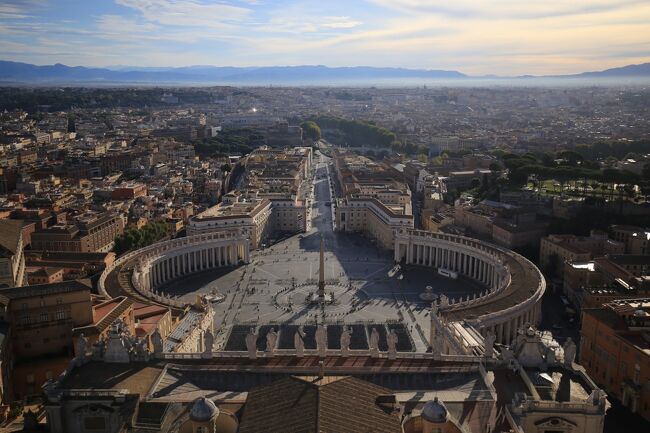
[55,310,66,320]
[84,417,106,431]
[40,312,48,322]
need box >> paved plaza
[162,155,483,352]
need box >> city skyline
[1,0,650,75]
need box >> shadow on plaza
[298,230,483,311]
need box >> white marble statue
[203,328,214,354]
[316,325,328,356]
[484,330,496,358]
[340,326,351,356]
[266,328,278,354]
[387,329,398,360]
[294,327,305,357]
[246,327,258,359]
[563,337,576,366]
[369,327,380,357]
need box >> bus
[438,268,458,279]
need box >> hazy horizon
[1,1,650,76]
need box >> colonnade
[394,229,545,345]
[140,241,249,291]
[397,239,505,291]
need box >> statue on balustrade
[369,327,380,357]
[340,326,351,356]
[246,327,258,359]
[387,329,398,359]
[294,327,305,357]
[266,327,278,355]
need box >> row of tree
[312,116,398,149]
[114,221,169,255]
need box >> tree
[489,162,503,172]
[417,153,428,163]
[300,121,322,141]
[643,162,650,181]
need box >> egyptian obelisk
[318,236,325,300]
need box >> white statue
[75,333,89,360]
[369,327,380,357]
[484,330,496,358]
[203,328,214,354]
[294,327,305,357]
[152,328,163,355]
[387,329,398,359]
[315,325,328,356]
[266,328,278,354]
[246,327,258,359]
[563,337,576,366]
[340,326,351,356]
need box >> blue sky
[1,0,649,75]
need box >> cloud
[115,0,252,28]
[368,0,646,19]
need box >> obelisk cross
[318,236,325,300]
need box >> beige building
[336,197,413,249]
[0,219,26,288]
[187,194,273,249]
[188,191,308,249]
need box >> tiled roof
[0,279,92,301]
[238,376,402,433]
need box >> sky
[1,0,650,75]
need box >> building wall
[0,236,25,288]
[6,289,93,361]
[580,310,650,421]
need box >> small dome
[422,397,447,423]
[190,397,219,422]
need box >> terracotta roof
[0,279,92,301]
[238,376,402,433]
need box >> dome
[421,397,447,423]
[190,397,219,422]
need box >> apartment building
[31,211,124,253]
[610,225,650,255]
[539,231,625,277]
[580,299,650,422]
[0,279,93,398]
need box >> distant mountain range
[0,60,649,84]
